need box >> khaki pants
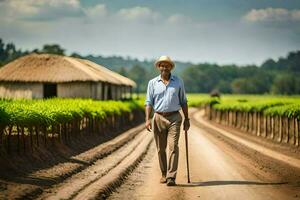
[152,112,182,179]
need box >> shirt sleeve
[178,78,188,106]
[145,80,154,107]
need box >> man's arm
[178,77,190,131]
[181,103,189,119]
[182,103,190,131]
[145,105,153,132]
[145,80,154,132]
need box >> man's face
[158,62,172,75]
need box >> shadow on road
[176,180,288,187]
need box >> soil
[1,108,300,199]
[0,123,144,199]
[108,108,300,200]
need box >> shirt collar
[157,74,174,82]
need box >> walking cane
[184,130,191,183]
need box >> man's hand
[145,119,152,132]
[183,118,190,131]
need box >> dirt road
[7,108,300,199]
[108,109,300,200]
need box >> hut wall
[107,83,114,100]
[96,82,103,100]
[117,86,122,100]
[103,83,108,100]
[111,85,117,100]
[0,82,43,99]
[91,83,97,99]
[124,86,129,99]
[125,86,131,99]
[120,86,124,99]
[57,82,93,98]
[115,85,120,100]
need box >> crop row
[0,98,145,154]
[190,94,300,147]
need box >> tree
[41,44,65,55]
[181,66,205,92]
[251,71,273,94]
[216,80,231,93]
[261,58,277,70]
[0,39,5,61]
[0,40,24,66]
[118,66,128,77]
[70,52,82,58]
[295,74,300,94]
[271,73,296,95]
[128,65,147,96]
[286,51,300,72]
[1,37,300,95]
[231,78,260,94]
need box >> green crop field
[0,98,144,126]
[0,98,145,154]
[133,93,300,119]
[187,93,300,147]
[186,94,300,119]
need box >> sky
[1,0,300,65]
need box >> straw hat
[154,55,175,69]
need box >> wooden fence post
[296,118,299,146]
[278,116,283,143]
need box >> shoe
[166,178,176,186]
[160,176,167,183]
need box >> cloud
[117,6,161,23]
[0,0,84,21]
[166,14,193,25]
[244,7,300,22]
[2,2,298,65]
[0,1,160,24]
[84,4,107,20]
[291,10,300,21]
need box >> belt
[155,111,179,117]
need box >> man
[145,55,190,186]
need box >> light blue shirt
[145,74,187,112]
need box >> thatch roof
[77,59,136,87]
[0,53,136,87]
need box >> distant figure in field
[210,89,221,99]
[145,55,190,186]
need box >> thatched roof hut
[0,53,136,100]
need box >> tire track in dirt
[194,110,300,170]
[38,130,152,200]
[9,124,145,200]
[72,131,153,200]
[192,109,300,185]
